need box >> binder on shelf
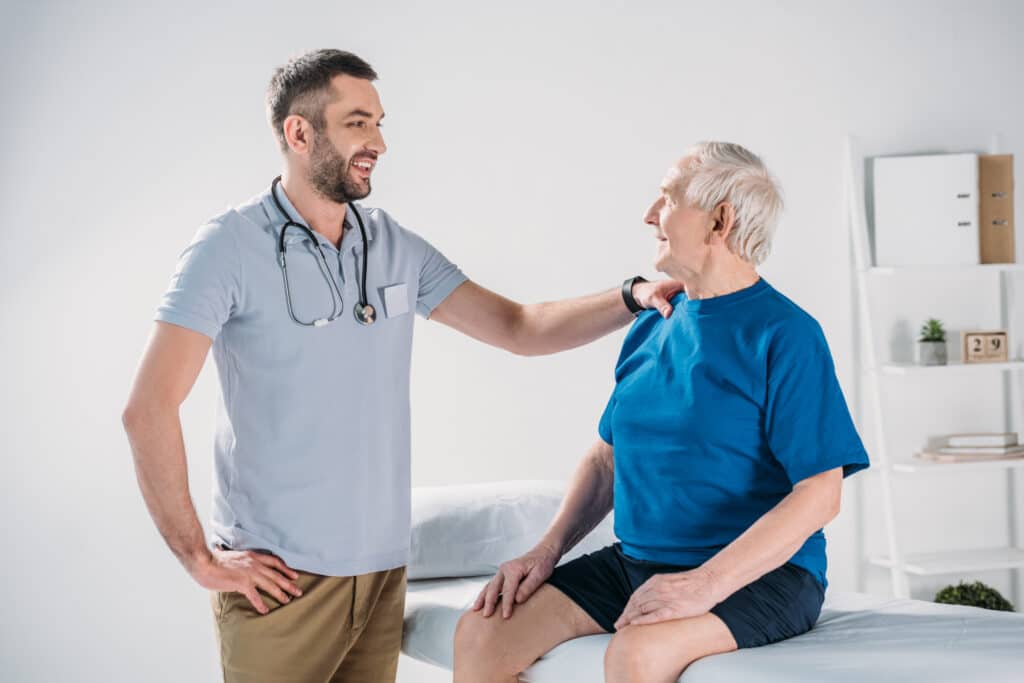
[979,154,1015,264]
[872,153,980,267]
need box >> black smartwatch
[621,276,647,315]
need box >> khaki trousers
[211,565,407,683]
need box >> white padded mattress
[403,576,1024,682]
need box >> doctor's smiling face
[299,74,387,204]
[269,50,387,205]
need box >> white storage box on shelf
[872,152,979,266]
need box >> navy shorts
[546,543,824,648]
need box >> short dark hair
[266,49,378,152]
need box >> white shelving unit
[870,547,1024,576]
[890,458,1024,475]
[880,360,1024,376]
[845,136,1024,605]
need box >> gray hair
[673,141,783,266]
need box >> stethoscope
[271,176,376,326]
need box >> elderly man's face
[643,160,717,279]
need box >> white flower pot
[918,340,947,365]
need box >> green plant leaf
[934,581,1015,611]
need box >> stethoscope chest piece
[354,302,376,326]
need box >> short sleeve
[414,236,468,318]
[598,395,616,445]
[764,319,870,485]
[154,221,241,340]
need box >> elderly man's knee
[455,610,486,653]
[604,627,679,681]
[455,609,510,668]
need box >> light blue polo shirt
[155,185,467,576]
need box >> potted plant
[918,318,947,366]
[935,581,1015,611]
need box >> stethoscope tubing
[271,176,373,326]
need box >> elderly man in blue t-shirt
[456,141,870,682]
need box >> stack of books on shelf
[917,433,1024,463]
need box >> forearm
[701,480,838,602]
[514,288,634,356]
[123,403,211,573]
[537,441,615,557]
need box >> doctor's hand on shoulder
[472,543,561,620]
[632,278,685,318]
[190,546,304,615]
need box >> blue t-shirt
[599,278,869,588]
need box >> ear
[711,202,736,240]
[282,114,313,155]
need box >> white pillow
[408,480,616,580]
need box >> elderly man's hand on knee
[472,543,561,619]
[614,566,719,629]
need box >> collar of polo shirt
[260,184,377,252]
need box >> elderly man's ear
[711,202,736,235]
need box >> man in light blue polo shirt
[122,49,680,682]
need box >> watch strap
[621,276,648,315]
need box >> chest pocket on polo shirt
[380,283,410,318]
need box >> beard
[308,130,372,204]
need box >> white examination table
[402,575,1024,682]
[403,482,1024,681]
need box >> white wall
[3,1,1023,681]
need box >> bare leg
[603,612,738,683]
[454,584,605,683]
